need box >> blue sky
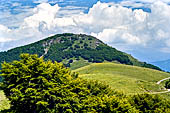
[1,0,170,62]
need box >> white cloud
[91,28,142,45]
[12,2,21,7]
[1,1,170,61]
[160,47,170,53]
[23,3,60,28]
[129,0,170,3]
[0,5,34,28]
[34,0,49,3]
[0,25,12,42]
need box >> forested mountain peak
[0,33,161,70]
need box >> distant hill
[0,33,161,71]
[152,59,170,72]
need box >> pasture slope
[74,62,170,94]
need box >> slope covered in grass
[74,63,170,94]
[0,90,10,111]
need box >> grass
[0,90,10,111]
[74,63,170,94]
[70,58,91,70]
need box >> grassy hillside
[0,90,10,111]
[0,33,161,71]
[74,63,170,94]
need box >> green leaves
[165,79,170,89]
[0,54,78,112]
[129,94,170,113]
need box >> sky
[1,0,170,62]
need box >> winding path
[156,77,170,85]
[151,77,170,94]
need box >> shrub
[165,79,170,89]
[129,94,170,113]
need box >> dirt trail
[156,77,170,84]
[150,77,170,94]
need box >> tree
[0,54,78,113]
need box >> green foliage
[0,53,136,113]
[44,34,132,65]
[0,33,161,71]
[165,79,170,89]
[129,94,170,113]
[0,54,77,112]
[142,62,162,71]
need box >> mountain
[152,59,170,72]
[0,33,161,71]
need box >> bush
[129,93,170,113]
[165,79,170,89]
[69,59,73,63]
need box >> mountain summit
[0,33,161,70]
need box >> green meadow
[74,63,170,94]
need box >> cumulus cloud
[79,1,170,52]
[23,3,60,28]
[1,1,170,61]
[0,25,11,42]
[34,0,49,3]
[129,0,170,3]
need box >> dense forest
[0,33,161,71]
